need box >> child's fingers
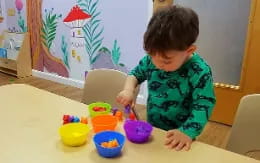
[117,97,125,105]
[121,99,130,106]
[116,94,124,102]
[117,95,127,105]
[166,130,174,138]
[169,139,179,149]
[164,137,173,145]
[123,99,133,107]
[184,142,191,151]
[131,102,135,109]
[116,96,122,103]
[175,142,185,151]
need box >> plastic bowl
[88,102,112,117]
[93,131,125,158]
[123,120,153,143]
[59,123,90,147]
[92,115,118,133]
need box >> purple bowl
[123,120,153,143]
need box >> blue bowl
[93,131,125,158]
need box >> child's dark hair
[144,5,199,55]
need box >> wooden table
[0,84,259,163]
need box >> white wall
[0,0,7,32]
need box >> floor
[0,72,231,149]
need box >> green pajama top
[130,53,216,139]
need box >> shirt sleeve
[178,69,216,140]
[129,55,151,84]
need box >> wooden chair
[82,69,140,115]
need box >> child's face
[151,45,196,72]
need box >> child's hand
[116,90,135,106]
[165,129,192,151]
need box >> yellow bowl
[59,123,90,147]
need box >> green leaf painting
[111,40,121,65]
[18,14,27,32]
[61,35,70,69]
[77,0,104,65]
[98,47,111,54]
[119,63,125,67]
[15,0,27,33]
[41,8,62,50]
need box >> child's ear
[186,45,197,54]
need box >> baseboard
[32,69,146,104]
[32,70,85,88]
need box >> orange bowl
[92,115,118,133]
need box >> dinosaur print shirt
[129,53,216,139]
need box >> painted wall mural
[15,0,27,32]
[28,0,149,81]
[0,0,7,32]
[5,0,27,33]
[63,5,92,79]
[28,0,69,77]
